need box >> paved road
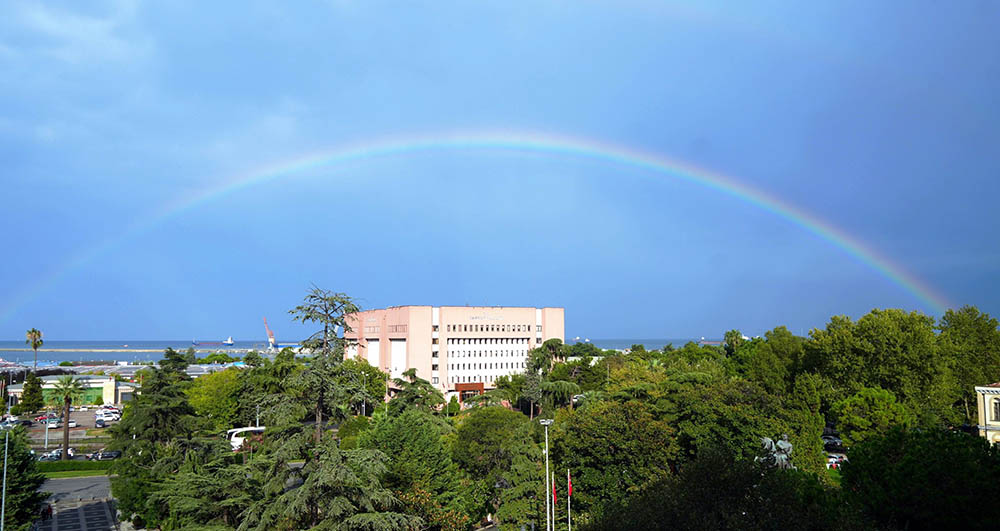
[38,476,117,530]
[43,476,112,502]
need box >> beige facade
[975,383,1000,444]
[344,306,565,393]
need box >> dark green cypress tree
[20,373,44,413]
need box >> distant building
[975,383,1000,444]
[8,375,137,406]
[344,306,564,398]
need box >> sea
[0,338,711,367]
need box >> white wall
[390,339,407,378]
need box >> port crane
[263,317,297,352]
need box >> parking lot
[21,407,120,456]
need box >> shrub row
[37,460,114,472]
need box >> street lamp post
[539,418,553,531]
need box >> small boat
[223,336,235,346]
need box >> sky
[1,1,998,342]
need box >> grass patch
[85,429,109,437]
[827,467,842,486]
[43,469,109,479]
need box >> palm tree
[51,376,85,460]
[25,328,43,371]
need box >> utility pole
[256,404,260,428]
[540,418,553,531]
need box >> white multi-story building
[344,306,564,398]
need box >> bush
[587,447,869,531]
[37,460,114,473]
[842,427,1000,530]
[9,404,22,416]
[58,361,74,367]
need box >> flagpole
[567,469,571,531]
[551,471,556,530]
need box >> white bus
[226,426,265,451]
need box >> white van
[226,427,265,451]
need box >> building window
[994,400,1000,421]
[433,325,439,332]
[432,364,439,371]
[432,377,439,384]
[432,338,438,344]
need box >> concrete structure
[8,375,137,406]
[344,306,564,396]
[975,383,1000,444]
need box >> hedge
[37,460,114,472]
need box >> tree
[240,437,422,531]
[551,400,677,520]
[451,407,536,522]
[723,329,744,356]
[833,387,914,446]
[588,447,868,531]
[809,309,955,426]
[25,328,42,371]
[187,367,242,431]
[937,305,1000,422]
[359,409,463,512]
[51,375,84,460]
[389,368,444,416]
[19,372,43,413]
[289,286,360,356]
[842,428,1000,530]
[0,428,48,531]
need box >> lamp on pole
[539,418,554,531]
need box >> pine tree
[2,428,48,531]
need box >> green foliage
[389,368,444,416]
[937,305,1000,422]
[359,410,463,513]
[833,387,914,446]
[446,395,461,416]
[493,422,544,530]
[37,459,114,472]
[842,428,1000,530]
[289,286,360,356]
[809,309,956,426]
[187,367,242,431]
[0,428,47,531]
[552,400,677,519]
[8,404,22,416]
[58,360,74,367]
[240,436,423,531]
[25,328,43,370]
[51,375,86,461]
[20,372,43,412]
[586,447,869,531]
[198,351,240,364]
[451,407,536,521]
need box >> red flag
[568,471,573,497]
[552,478,557,505]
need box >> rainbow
[0,129,950,322]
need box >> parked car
[56,420,78,428]
[92,450,121,461]
[95,418,106,429]
[826,454,847,469]
[16,419,32,427]
[35,413,58,422]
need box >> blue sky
[1,1,998,341]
